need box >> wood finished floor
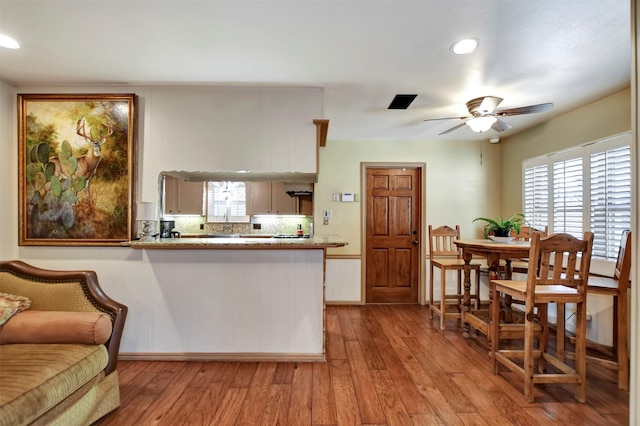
[97,304,629,425]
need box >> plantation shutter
[589,145,632,260]
[523,164,548,231]
[552,157,583,237]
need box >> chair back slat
[429,225,462,258]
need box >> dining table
[453,238,531,338]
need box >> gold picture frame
[18,93,137,246]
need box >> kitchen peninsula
[121,236,347,361]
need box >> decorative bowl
[489,236,514,243]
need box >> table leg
[503,259,513,323]
[461,251,473,338]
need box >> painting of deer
[18,93,137,246]
[50,117,113,198]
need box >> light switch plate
[332,193,340,202]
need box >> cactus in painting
[26,140,86,230]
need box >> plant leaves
[36,143,50,164]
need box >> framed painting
[18,93,138,246]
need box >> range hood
[284,182,314,197]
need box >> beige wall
[315,138,502,256]
[500,88,631,215]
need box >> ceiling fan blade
[491,118,512,132]
[423,116,468,122]
[478,96,503,113]
[438,122,467,135]
[496,102,554,117]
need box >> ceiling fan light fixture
[450,38,478,55]
[466,116,497,132]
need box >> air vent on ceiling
[388,94,417,109]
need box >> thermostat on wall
[342,192,355,202]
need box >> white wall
[0,83,324,354]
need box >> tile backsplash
[165,215,314,236]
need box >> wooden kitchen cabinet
[247,182,297,214]
[164,176,204,215]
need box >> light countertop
[122,235,347,249]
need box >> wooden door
[366,167,420,303]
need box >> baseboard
[118,352,326,362]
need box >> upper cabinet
[164,176,204,215]
[247,182,297,215]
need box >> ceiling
[0,0,631,142]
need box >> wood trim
[118,352,326,362]
[313,119,329,147]
[326,254,360,260]
[326,301,364,306]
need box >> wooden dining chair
[561,229,632,390]
[490,231,594,403]
[510,225,548,274]
[428,225,482,330]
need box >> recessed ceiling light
[450,38,478,55]
[0,34,20,49]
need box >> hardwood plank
[326,310,347,360]
[288,363,313,425]
[312,361,337,424]
[272,362,295,384]
[344,340,386,424]
[230,362,259,388]
[208,388,248,426]
[158,387,206,426]
[448,372,517,423]
[352,319,386,370]
[331,359,363,425]
[370,369,413,425]
[236,362,277,424]
[409,413,443,425]
[373,335,432,415]
[98,394,156,425]
[336,305,358,341]
[135,362,204,425]
[260,383,291,425]
[189,361,225,388]
[183,382,226,425]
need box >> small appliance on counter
[159,220,176,238]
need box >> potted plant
[473,213,525,238]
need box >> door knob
[412,240,419,246]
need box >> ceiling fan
[424,96,553,135]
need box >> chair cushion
[0,311,112,345]
[0,343,108,425]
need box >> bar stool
[490,231,594,403]
[562,229,632,390]
[428,225,482,330]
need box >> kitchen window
[522,132,631,273]
[206,181,250,222]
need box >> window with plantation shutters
[522,132,631,273]
[206,181,250,223]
